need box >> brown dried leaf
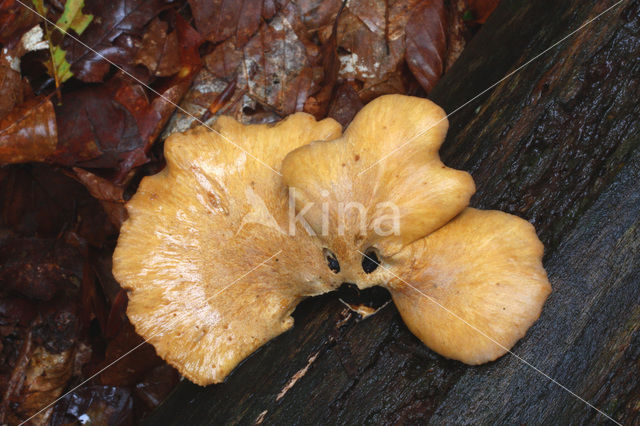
[54,16,202,181]
[405,0,447,93]
[239,6,315,116]
[63,0,174,82]
[161,67,241,134]
[0,0,40,47]
[327,82,364,127]
[97,321,163,387]
[0,164,115,243]
[445,0,470,71]
[134,18,181,77]
[297,0,343,33]
[73,167,127,227]
[0,54,23,118]
[334,0,423,99]
[0,236,82,301]
[188,0,266,46]
[336,1,393,83]
[0,97,57,164]
[53,79,146,171]
[204,38,242,79]
[302,0,344,119]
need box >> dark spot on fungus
[362,248,380,273]
[323,248,340,273]
[354,154,360,161]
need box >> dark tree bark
[147,0,640,424]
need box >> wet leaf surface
[188,0,266,46]
[0,0,39,47]
[134,18,180,77]
[62,0,175,83]
[405,0,447,93]
[0,96,57,164]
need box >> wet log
[147,0,640,424]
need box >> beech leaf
[0,97,57,164]
[188,0,266,46]
[63,0,173,83]
[405,0,447,93]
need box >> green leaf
[32,0,93,85]
[56,0,93,34]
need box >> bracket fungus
[113,94,551,385]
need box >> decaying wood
[147,0,640,423]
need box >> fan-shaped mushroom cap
[282,94,476,268]
[113,114,342,385]
[114,94,551,385]
[388,208,551,364]
[282,94,550,365]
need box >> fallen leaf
[188,0,266,46]
[0,164,115,245]
[336,0,395,83]
[55,0,93,34]
[54,15,201,182]
[103,288,127,339]
[133,13,203,152]
[33,0,94,85]
[63,0,174,82]
[327,82,364,127]
[240,4,315,116]
[297,0,343,34]
[405,0,447,93]
[53,78,146,171]
[97,321,163,387]
[0,0,39,47]
[0,53,23,117]
[203,38,242,79]
[0,96,57,164]
[0,235,83,300]
[134,18,181,77]
[161,67,241,134]
[73,167,127,227]
[302,0,344,119]
[444,0,470,71]
[333,0,425,100]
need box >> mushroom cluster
[113,95,551,385]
